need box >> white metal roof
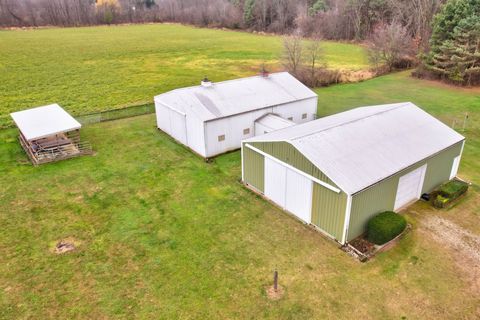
[154,72,317,122]
[245,102,465,195]
[255,113,296,132]
[10,104,81,141]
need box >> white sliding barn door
[264,157,313,223]
[285,169,313,223]
[264,157,287,208]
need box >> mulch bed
[349,237,375,256]
[346,224,412,262]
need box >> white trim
[158,101,187,117]
[241,143,245,182]
[341,195,352,244]
[417,164,427,198]
[245,143,341,193]
[450,140,465,179]
[284,140,346,193]
[183,113,188,146]
[242,140,347,193]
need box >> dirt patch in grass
[420,216,480,294]
[51,237,81,254]
[265,285,285,301]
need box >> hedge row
[433,180,468,208]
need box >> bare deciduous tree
[303,37,324,86]
[367,22,417,72]
[282,33,303,75]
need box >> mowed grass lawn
[0,72,479,319]
[0,24,369,126]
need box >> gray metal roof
[255,113,296,131]
[245,102,465,195]
[154,72,317,122]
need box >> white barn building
[154,72,318,158]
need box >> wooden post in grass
[273,269,278,292]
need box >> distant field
[0,72,479,319]
[0,23,369,126]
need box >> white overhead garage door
[394,165,427,211]
[264,157,313,223]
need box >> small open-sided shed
[10,104,92,165]
[242,102,465,244]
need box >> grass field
[0,23,369,127]
[0,71,479,319]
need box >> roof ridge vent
[201,76,213,88]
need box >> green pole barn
[241,102,465,244]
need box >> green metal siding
[348,141,464,241]
[249,141,338,187]
[348,177,398,241]
[311,183,347,241]
[422,142,463,193]
[242,144,265,192]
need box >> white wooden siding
[204,97,317,157]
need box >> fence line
[0,103,155,130]
[76,103,155,125]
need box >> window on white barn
[288,117,293,121]
[243,128,250,135]
[218,134,225,142]
[302,113,307,119]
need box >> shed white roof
[154,72,317,122]
[10,104,81,141]
[245,102,465,195]
[255,113,296,132]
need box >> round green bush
[367,211,407,245]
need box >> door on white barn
[394,165,427,211]
[169,110,187,145]
[264,157,313,223]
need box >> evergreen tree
[424,0,480,84]
[308,0,328,16]
[243,0,256,27]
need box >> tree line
[1,0,478,85]
[0,0,444,44]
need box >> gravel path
[421,216,480,293]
